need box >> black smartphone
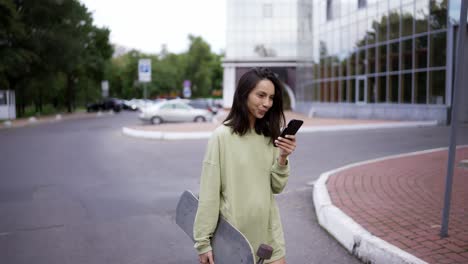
[280,119,303,138]
[275,119,303,147]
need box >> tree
[184,35,215,97]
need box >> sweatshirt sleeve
[193,133,221,254]
[270,147,290,194]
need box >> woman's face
[246,79,275,124]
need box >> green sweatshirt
[193,125,290,262]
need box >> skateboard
[176,190,273,264]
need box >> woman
[194,67,297,264]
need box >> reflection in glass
[430,32,446,67]
[415,71,427,103]
[429,70,445,104]
[367,15,377,44]
[341,57,348,76]
[378,75,387,102]
[368,47,376,73]
[330,80,335,102]
[304,84,312,101]
[333,60,340,77]
[402,4,415,36]
[402,73,412,103]
[358,49,366,74]
[415,36,428,68]
[448,0,463,24]
[390,42,399,72]
[378,16,388,41]
[341,80,347,102]
[313,83,320,102]
[333,80,339,102]
[349,52,357,76]
[313,64,319,79]
[430,0,447,30]
[389,9,401,39]
[357,78,365,102]
[320,82,326,101]
[326,57,332,78]
[349,78,356,102]
[341,26,352,54]
[368,77,376,103]
[390,74,399,103]
[415,0,429,33]
[402,39,413,70]
[319,58,326,79]
[378,45,387,72]
[357,19,367,47]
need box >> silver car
[138,99,213,125]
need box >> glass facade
[300,0,449,105]
[226,0,300,59]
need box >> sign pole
[440,0,467,238]
[138,59,152,99]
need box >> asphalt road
[0,111,467,264]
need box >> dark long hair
[224,67,286,144]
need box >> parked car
[138,99,213,125]
[86,98,123,112]
[188,98,219,115]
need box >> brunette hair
[224,67,286,144]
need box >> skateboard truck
[256,244,273,264]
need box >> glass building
[224,0,467,123]
[222,0,313,110]
[294,0,468,123]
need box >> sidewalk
[314,147,468,264]
[1,111,111,129]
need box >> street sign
[101,80,109,97]
[138,59,151,82]
[183,87,192,98]
[183,80,191,98]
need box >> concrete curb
[300,120,438,133]
[122,120,438,140]
[122,127,213,140]
[311,148,458,264]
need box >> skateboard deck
[176,190,256,264]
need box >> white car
[138,99,213,125]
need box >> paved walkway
[317,147,468,264]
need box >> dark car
[86,98,123,112]
[187,98,219,115]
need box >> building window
[0,91,6,105]
[326,0,333,21]
[263,3,273,18]
[358,0,367,9]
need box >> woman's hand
[199,251,214,264]
[275,134,297,165]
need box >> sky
[79,0,226,55]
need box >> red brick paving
[327,147,468,264]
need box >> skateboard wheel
[256,244,273,260]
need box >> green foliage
[0,0,222,117]
[107,35,223,100]
[0,0,113,117]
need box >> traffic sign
[138,59,151,82]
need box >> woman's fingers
[276,141,295,156]
[275,135,296,150]
[199,251,214,264]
